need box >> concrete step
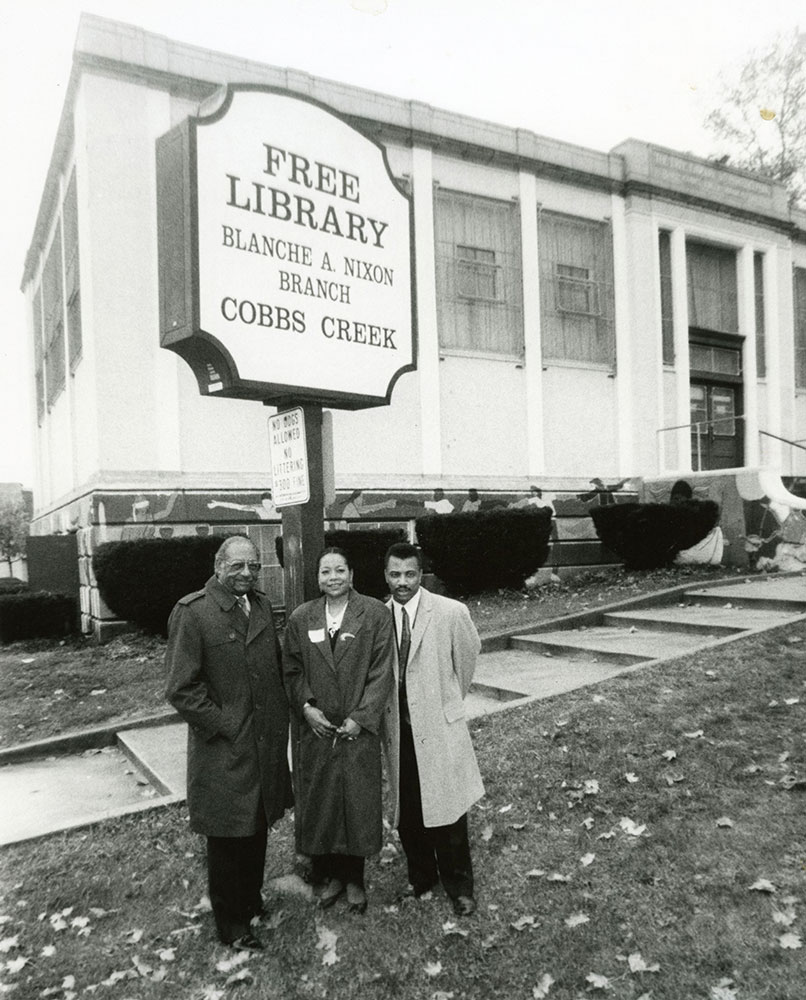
[602,605,799,636]
[117,723,187,798]
[684,578,806,613]
[473,649,632,701]
[511,626,707,664]
[0,746,162,847]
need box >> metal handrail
[758,430,806,455]
[657,414,745,434]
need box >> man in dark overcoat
[165,535,292,951]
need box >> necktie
[237,595,250,619]
[398,606,411,681]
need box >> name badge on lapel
[308,628,326,643]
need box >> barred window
[434,190,523,357]
[538,211,615,366]
[794,267,806,389]
[686,241,738,334]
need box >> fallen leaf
[779,751,791,763]
[627,952,660,973]
[157,947,176,961]
[710,985,738,1000]
[532,972,555,998]
[624,772,639,783]
[749,878,776,892]
[511,915,538,930]
[216,950,250,973]
[579,853,595,867]
[743,763,762,774]
[198,987,225,1000]
[125,928,144,944]
[498,804,513,814]
[226,968,254,984]
[564,912,589,928]
[5,956,28,974]
[526,869,546,878]
[101,969,133,986]
[597,830,615,840]
[131,954,153,977]
[547,873,571,883]
[779,932,802,949]
[316,924,339,966]
[424,961,443,977]
[61,976,76,990]
[90,689,107,696]
[509,822,526,830]
[586,972,611,989]
[481,824,494,842]
[785,698,800,705]
[41,945,56,957]
[580,816,594,830]
[0,937,18,953]
[619,817,646,837]
[583,780,600,796]
[662,749,677,761]
[431,993,454,1000]
[442,921,469,938]
[683,729,704,739]
[71,916,89,929]
[716,816,734,828]
[772,907,796,926]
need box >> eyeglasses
[226,561,262,572]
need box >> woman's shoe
[346,882,367,914]
[318,878,345,909]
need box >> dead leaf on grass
[748,878,776,893]
[481,824,494,842]
[546,873,571,883]
[564,912,589,928]
[627,951,660,973]
[511,915,539,930]
[710,984,738,1000]
[424,961,443,977]
[579,853,595,867]
[585,972,611,989]
[216,950,250,973]
[597,830,615,841]
[772,907,797,926]
[580,816,594,830]
[716,816,734,828]
[5,956,29,974]
[526,869,546,878]
[532,972,555,997]
[41,945,55,957]
[624,772,639,783]
[498,804,513,814]
[316,924,339,966]
[0,937,18,953]
[785,698,800,705]
[662,749,677,761]
[583,779,600,795]
[779,932,803,949]
[226,968,254,985]
[125,929,144,944]
[442,921,469,938]
[619,817,647,837]
[683,729,704,739]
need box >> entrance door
[690,381,742,470]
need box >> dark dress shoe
[318,878,345,909]
[231,932,265,952]
[346,882,367,914]
[451,895,477,917]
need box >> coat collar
[387,587,432,663]
[307,591,365,669]
[205,575,272,644]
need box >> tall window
[33,289,45,425]
[434,190,523,357]
[63,170,82,368]
[754,252,766,379]
[658,230,674,364]
[794,267,806,389]
[538,211,615,366]
[686,241,738,334]
[42,221,65,410]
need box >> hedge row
[0,591,77,643]
[590,499,720,570]
[415,507,552,593]
[93,537,222,635]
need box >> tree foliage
[0,497,28,574]
[703,30,806,204]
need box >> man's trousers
[206,829,267,944]
[397,718,474,899]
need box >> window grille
[434,190,523,357]
[686,241,738,334]
[658,230,674,365]
[538,210,615,366]
[754,252,766,378]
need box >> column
[670,227,691,471]
[411,146,441,475]
[762,246,782,467]
[738,245,759,466]
[610,194,633,475]
[519,171,544,475]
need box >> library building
[23,14,806,634]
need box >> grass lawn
[0,565,730,746]
[2,569,805,998]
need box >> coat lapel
[407,588,432,665]
[245,593,271,645]
[333,593,364,665]
[308,598,335,670]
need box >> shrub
[415,508,552,594]
[93,537,222,635]
[275,528,406,600]
[0,577,28,594]
[0,591,76,643]
[590,500,720,570]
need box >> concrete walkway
[3,573,805,847]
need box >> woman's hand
[303,703,336,738]
[336,717,362,741]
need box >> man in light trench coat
[165,535,293,951]
[381,541,484,916]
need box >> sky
[0,0,803,488]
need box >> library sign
[156,86,416,408]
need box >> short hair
[317,545,353,571]
[215,534,257,571]
[384,541,423,569]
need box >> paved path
[3,574,805,847]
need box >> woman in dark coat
[283,547,395,913]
